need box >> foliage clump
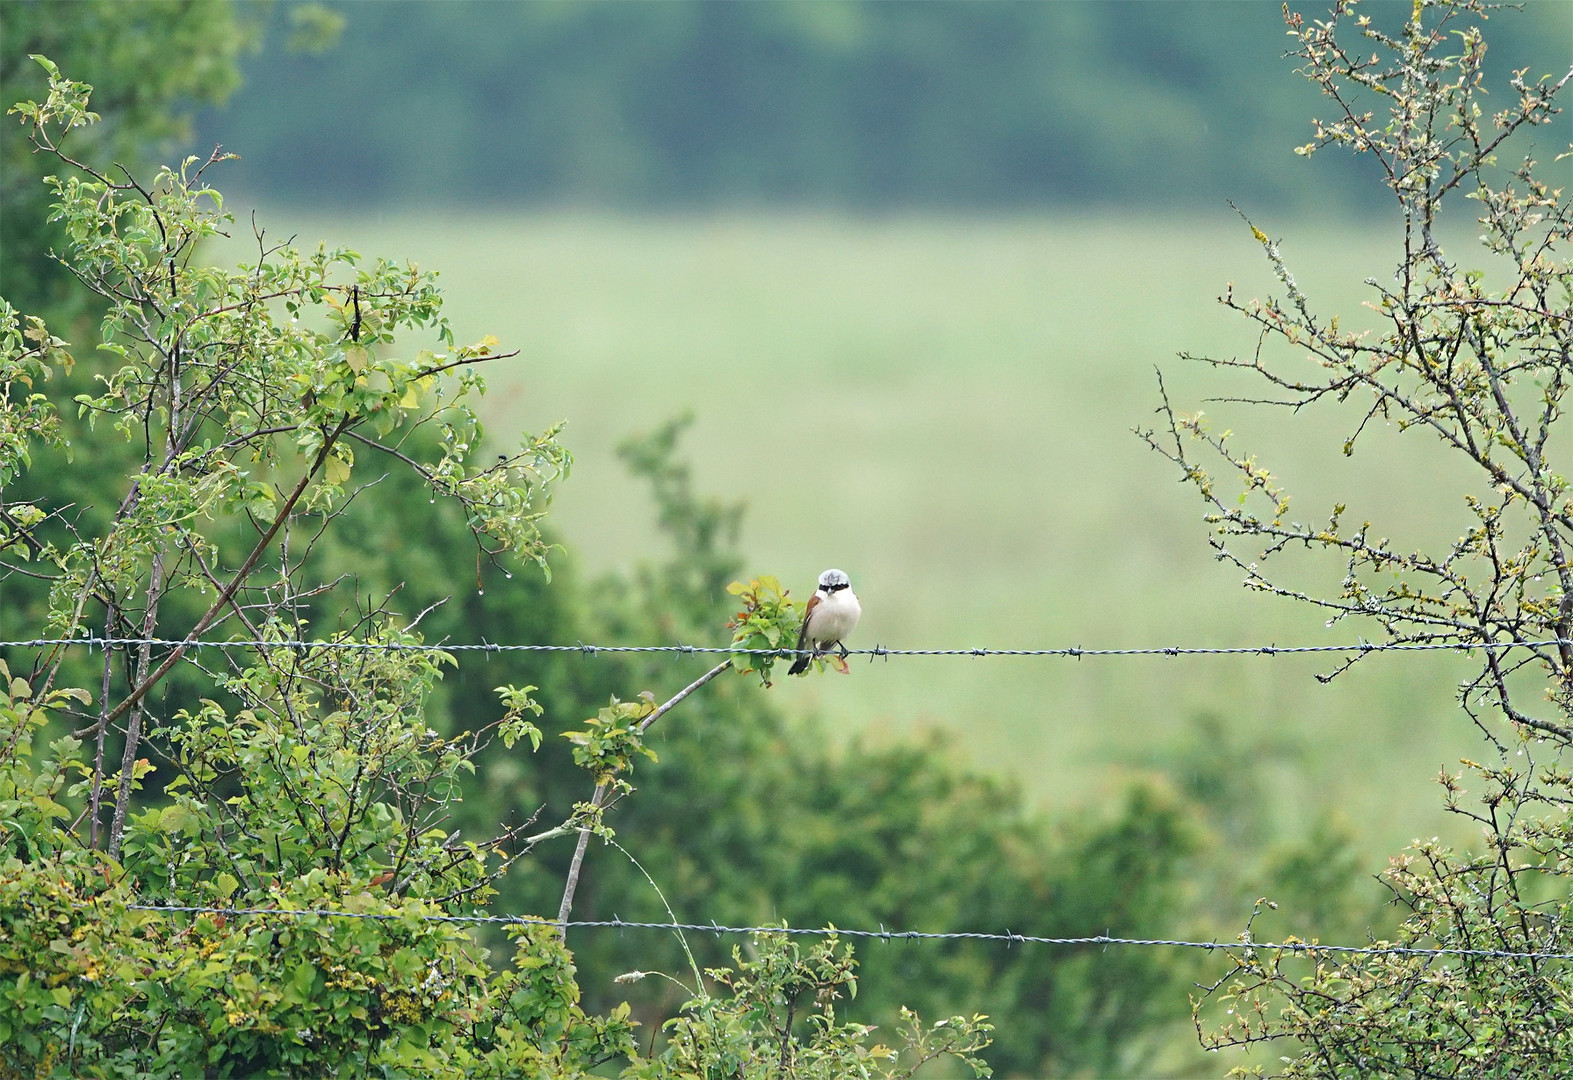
[0,57,999,1079]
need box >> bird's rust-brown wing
[795,591,822,653]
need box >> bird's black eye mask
[823,582,849,593]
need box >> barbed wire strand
[34,636,1572,965]
[7,636,1571,659]
[112,903,1573,961]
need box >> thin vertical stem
[556,780,608,940]
[88,612,116,850]
[109,547,165,860]
[555,658,732,940]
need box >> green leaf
[290,960,316,997]
[159,803,196,834]
[324,455,351,486]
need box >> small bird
[788,568,861,675]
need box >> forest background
[3,1,1571,1076]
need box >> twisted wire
[112,904,1573,961]
[8,636,1567,659]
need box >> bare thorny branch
[1158,1,1573,1071]
[1143,7,1573,719]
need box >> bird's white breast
[808,588,860,644]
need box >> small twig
[637,657,733,736]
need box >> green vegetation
[0,47,1279,1080]
[0,0,256,316]
[4,0,1569,1076]
[0,58,1005,1078]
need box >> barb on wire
[108,903,1573,962]
[6,635,1571,660]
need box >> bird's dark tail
[787,655,811,675]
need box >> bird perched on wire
[788,568,861,675]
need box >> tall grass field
[228,207,1493,863]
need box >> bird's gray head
[817,568,851,592]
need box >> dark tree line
[193,0,1567,211]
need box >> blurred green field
[237,206,1489,860]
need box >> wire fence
[113,903,1573,962]
[6,635,1569,660]
[27,633,1572,967]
